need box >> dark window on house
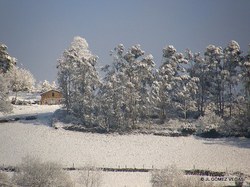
[52,92,55,97]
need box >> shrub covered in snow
[12,156,73,187]
[78,165,102,187]
[0,171,13,186]
[0,74,12,113]
[180,122,197,135]
[196,112,224,134]
[220,117,250,137]
[151,165,213,187]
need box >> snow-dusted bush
[0,171,13,187]
[78,165,102,187]
[52,109,82,126]
[6,66,36,104]
[7,66,35,93]
[151,165,184,187]
[166,119,186,129]
[12,156,73,187]
[0,74,12,113]
[196,112,224,133]
[220,117,250,137]
[151,165,213,187]
[180,122,197,135]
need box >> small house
[40,90,63,105]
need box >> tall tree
[7,66,35,102]
[0,43,16,73]
[0,43,17,113]
[185,50,209,116]
[223,40,242,117]
[154,45,196,121]
[240,45,250,123]
[57,36,100,126]
[204,44,225,116]
[98,44,155,130]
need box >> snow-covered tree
[7,66,35,102]
[201,42,243,117]
[0,43,16,73]
[223,40,242,117]
[135,54,155,120]
[175,75,199,121]
[204,44,225,116]
[122,44,155,125]
[238,44,250,127]
[186,41,242,118]
[57,36,100,126]
[153,45,197,121]
[98,44,155,130]
[185,50,210,116]
[0,43,16,113]
[37,80,57,92]
[42,80,52,92]
[243,47,250,100]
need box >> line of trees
[0,43,36,112]
[57,37,250,132]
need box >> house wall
[40,91,63,105]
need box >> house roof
[40,89,61,96]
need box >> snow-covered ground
[1,121,250,174]
[0,104,60,118]
[1,104,250,186]
[68,170,151,187]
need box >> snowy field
[0,104,60,118]
[68,171,151,187]
[1,121,250,173]
[1,105,250,186]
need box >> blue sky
[1,0,250,82]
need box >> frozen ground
[0,104,60,118]
[0,104,250,186]
[0,121,250,173]
[68,170,151,187]
[1,170,151,187]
